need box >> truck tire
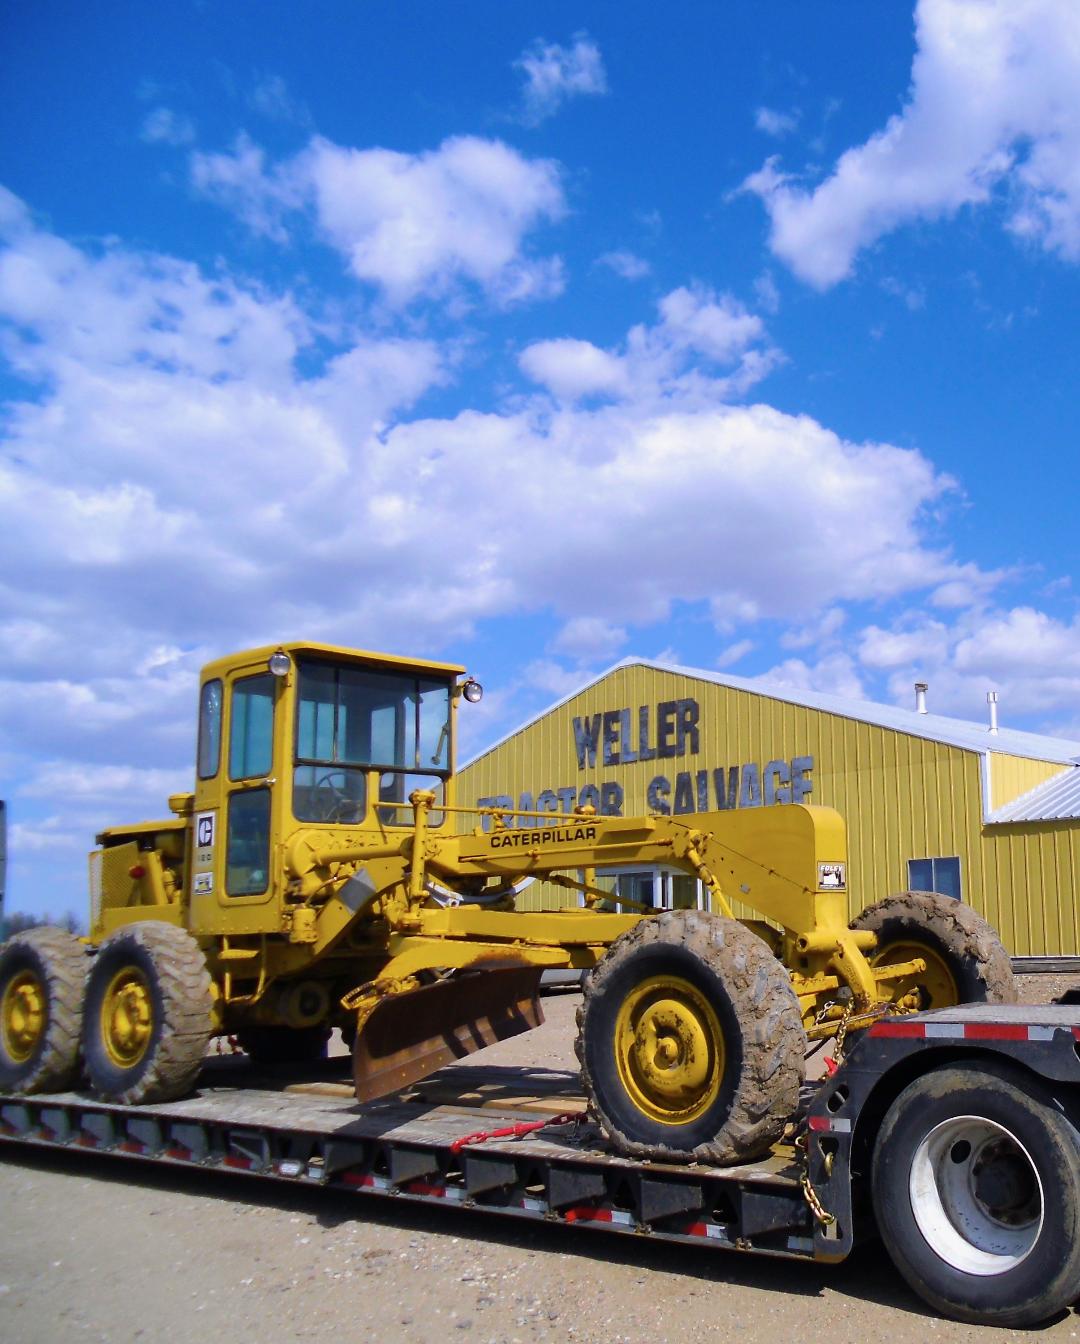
[236,1025,330,1064]
[0,926,87,1093]
[83,922,213,1104]
[872,1063,1080,1327]
[576,911,805,1164]
[851,891,1016,1012]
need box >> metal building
[458,659,1080,958]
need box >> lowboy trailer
[4,1001,1080,1329]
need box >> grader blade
[352,966,545,1103]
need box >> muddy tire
[236,1025,330,1064]
[576,911,806,1164]
[83,922,213,1104]
[0,926,87,1094]
[852,891,1016,1011]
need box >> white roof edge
[461,657,1080,772]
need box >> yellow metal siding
[459,666,1080,955]
[988,755,1068,812]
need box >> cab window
[226,788,271,896]
[197,679,223,779]
[230,674,275,780]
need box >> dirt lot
[3,977,1080,1344]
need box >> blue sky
[2,0,1079,917]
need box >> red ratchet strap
[450,1111,579,1154]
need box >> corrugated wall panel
[989,755,1066,812]
[458,666,1079,954]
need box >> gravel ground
[2,975,1079,1344]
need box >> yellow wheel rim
[2,971,46,1064]
[613,975,724,1126]
[99,967,153,1069]
[871,938,959,1011]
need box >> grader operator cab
[0,641,1016,1165]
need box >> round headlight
[462,678,484,704]
[268,651,292,677]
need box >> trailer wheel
[0,926,87,1093]
[576,911,805,1164]
[873,1063,1080,1326]
[83,922,213,1104]
[851,891,1016,1012]
[236,1025,331,1064]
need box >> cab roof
[199,641,466,682]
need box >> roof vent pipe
[914,682,928,715]
[987,690,999,735]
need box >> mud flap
[352,966,545,1103]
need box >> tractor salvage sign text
[476,696,815,826]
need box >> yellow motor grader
[0,641,1015,1164]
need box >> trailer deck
[0,1054,824,1262]
[8,1005,1080,1327]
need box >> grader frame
[2,640,1014,1163]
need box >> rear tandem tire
[872,1063,1080,1327]
[83,922,213,1105]
[851,891,1016,1012]
[576,911,806,1164]
[0,926,87,1093]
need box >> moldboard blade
[352,966,545,1103]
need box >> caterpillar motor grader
[0,641,1015,1164]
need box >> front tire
[852,891,1016,1011]
[0,926,86,1093]
[83,922,213,1104]
[576,911,805,1164]
[873,1064,1080,1326]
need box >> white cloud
[953,607,1080,676]
[755,107,799,138]
[716,639,754,668]
[551,617,627,664]
[191,133,303,243]
[597,250,651,280]
[518,338,630,401]
[141,107,195,147]
[193,133,567,307]
[519,284,781,404]
[521,659,591,699]
[743,0,1080,286]
[858,620,951,669]
[514,34,608,125]
[850,605,1080,731]
[755,653,868,701]
[248,74,310,127]
[781,607,847,652]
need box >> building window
[908,856,962,901]
[596,867,707,913]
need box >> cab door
[190,661,283,935]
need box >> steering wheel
[313,771,363,823]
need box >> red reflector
[869,1021,925,1037]
[564,1206,611,1224]
[128,865,146,879]
[963,1023,1029,1040]
[807,1115,831,1132]
[405,1181,445,1197]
